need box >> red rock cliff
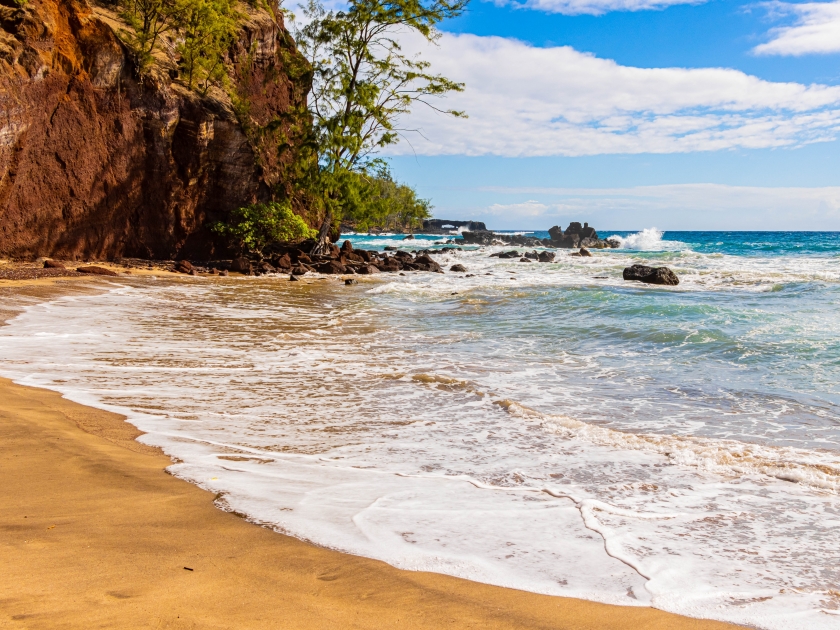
[0,0,311,260]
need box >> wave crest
[608,228,680,251]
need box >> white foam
[607,228,685,251]
[0,276,839,629]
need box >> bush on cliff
[118,0,180,67]
[117,0,238,83]
[212,201,318,255]
[177,0,239,93]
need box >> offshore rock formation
[0,0,311,260]
[547,222,618,249]
[459,222,618,249]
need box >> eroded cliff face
[0,0,310,260]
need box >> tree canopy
[295,0,468,253]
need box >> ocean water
[2,229,840,628]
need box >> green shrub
[212,202,317,255]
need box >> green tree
[119,0,180,68]
[341,169,431,232]
[295,0,468,255]
[212,201,318,255]
[177,0,239,94]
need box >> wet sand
[0,278,742,629]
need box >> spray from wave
[607,228,683,251]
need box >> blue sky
[375,0,840,230]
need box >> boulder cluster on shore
[204,240,461,277]
[23,221,679,286]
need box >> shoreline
[0,277,743,629]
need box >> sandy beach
[0,276,743,630]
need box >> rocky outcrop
[459,222,617,249]
[623,264,680,286]
[547,222,618,249]
[0,0,311,260]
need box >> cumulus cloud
[387,33,840,157]
[471,184,840,229]
[490,0,701,16]
[754,1,840,56]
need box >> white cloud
[469,184,840,230]
[754,1,840,56]
[388,33,840,157]
[486,200,552,216]
[490,0,701,16]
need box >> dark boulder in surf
[356,264,380,274]
[538,251,555,263]
[76,265,119,276]
[230,257,251,274]
[414,254,442,273]
[315,261,346,274]
[450,264,467,272]
[273,253,292,270]
[623,264,679,286]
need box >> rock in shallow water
[76,266,119,277]
[450,264,467,272]
[315,261,346,274]
[623,264,680,286]
[230,257,251,274]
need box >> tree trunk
[309,208,333,256]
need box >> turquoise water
[1,228,839,628]
[348,229,840,452]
